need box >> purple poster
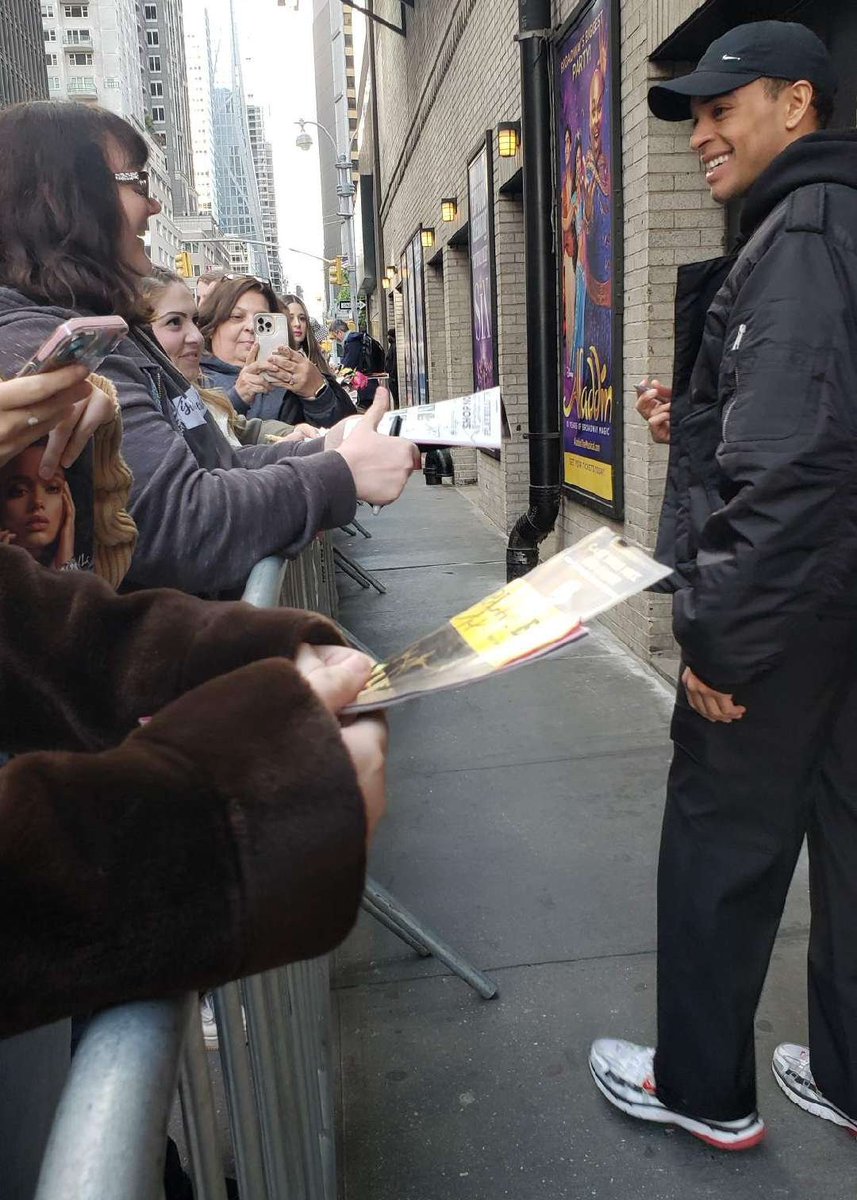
[467,138,497,392]
[558,0,622,515]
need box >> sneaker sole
[590,1061,766,1151]
[772,1064,857,1136]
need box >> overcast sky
[204,0,329,314]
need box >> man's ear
[784,80,815,131]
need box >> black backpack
[357,332,385,374]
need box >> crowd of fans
[0,98,419,1197]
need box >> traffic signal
[327,256,345,286]
[175,251,193,278]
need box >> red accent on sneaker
[642,1077,656,1094]
[690,1127,767,1152]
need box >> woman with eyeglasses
[0,101,418,596]
[199,276,357,430]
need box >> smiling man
[588,22,857,1150]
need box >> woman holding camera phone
[0,102,416,595]
[199,275,356,429]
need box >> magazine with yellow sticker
[343,528,669,713]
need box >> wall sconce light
[386,264,397,278]
[382,275,391,289]
[497,121,521,158]
[441,197,458,223]
[420,227,435,249]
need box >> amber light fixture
[386,264,397,278]
[441,197,458,223]
[498,121,521,158]
[382,275,391,289]
[421,227,435,249]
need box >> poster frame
[555,0,624,519]
[400,227,430,406]
[467,131,501,460]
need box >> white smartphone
[254,312,293,366]
[16,316,129,377]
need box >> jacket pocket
[720,338,819,444]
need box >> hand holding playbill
[343,528,669,713]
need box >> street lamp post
[296,118,359,329]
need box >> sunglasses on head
[113,170,151,199]
[223,273,271,287]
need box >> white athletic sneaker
[200,994,219,1051]
[589,1038,766,1151]
[772,1043,857,1135]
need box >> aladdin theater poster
[557,0,623,516]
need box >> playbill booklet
[378,387,504,450]
[344,528,670,713]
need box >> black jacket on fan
[656,131,857,693]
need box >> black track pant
[653,614,857,1122]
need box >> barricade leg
[362,878,499,1000]
[349,518,372,539]
[333,547,387,595]
[242,974,299,1199]
[178,1007,229,1200]
[361,896,432,957]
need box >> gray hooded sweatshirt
[0,289,357,595]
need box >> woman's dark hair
[197,275,283,348]
[281,292,331,376]
[0,101,149,321]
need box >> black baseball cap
[648,21,836,122]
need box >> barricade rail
[36,536,340,1200]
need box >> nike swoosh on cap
[722,54,742,60]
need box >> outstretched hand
[295,643,388,842]
[328,388,420,506]
[635,379,672,445]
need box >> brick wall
[373,0,719,671]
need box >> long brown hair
[0,102,149,322]
[197,275,286,349]
[281,293,331,377]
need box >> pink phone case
[17,316,129,378]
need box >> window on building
[148,55,161,72]
[45,52,58,65]
[150,80,163,97]
[48,75,60,90]
[67,76,95,93]
[64,29,90,44]
[144,3,157,18]
[69,52,92,65]
[151,106,165,123]
[41,3,55,16]
[146,30,159,47]
[44,28,57,42]
[64,4,89,16]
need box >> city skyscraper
[1,0,49,105]
[139,0,197,216]
[183,0,219,221]
[247,101,283,292]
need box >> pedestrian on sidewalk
[589,21,857,1150]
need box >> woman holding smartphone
[282,291,357,414]
[0,102,416,595]
[199,276,356,428]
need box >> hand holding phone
[635,378,673,446]
[16,317,128,379]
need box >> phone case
[254,313,292,366]
[16,317,129,378]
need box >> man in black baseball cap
[648,20,836,122]
[590,20,857,1154]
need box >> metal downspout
[506,0,561,580]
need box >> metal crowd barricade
[36,542,340,1200]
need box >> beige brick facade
[373,0,717,670]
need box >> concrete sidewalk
[333,480,850,1200]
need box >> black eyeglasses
[113,170,151,199]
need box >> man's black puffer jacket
[657,131,857,693]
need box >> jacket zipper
[722,324,747,439]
